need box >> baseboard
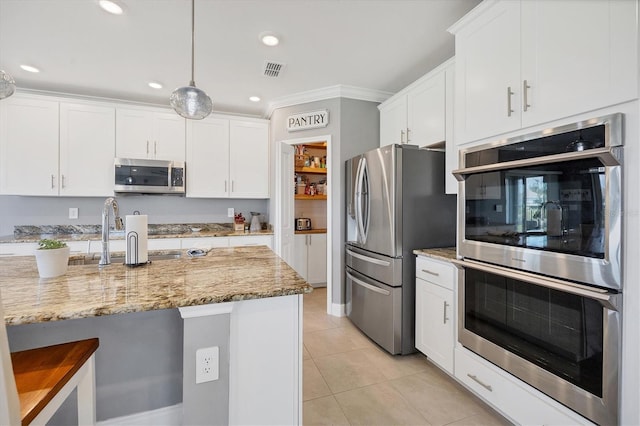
[330,303,346,317]
[97,403,182,426]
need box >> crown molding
[264,84,393,118]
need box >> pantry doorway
[275,135,332,314]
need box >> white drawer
[0,242,37,256]
[229,235,272,249]
[415,256,455,290]
[181,237,229,249]
[455,347,592,425]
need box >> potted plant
[34,239,70,278]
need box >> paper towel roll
[125,215,148,264]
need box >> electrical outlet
[227,208,234,218]
[195,346,219,384]
[68,208,79,219]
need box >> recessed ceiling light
[249,96,261,102]
[259,32,280,47]
[98,0,124,15]
[20,65,40,73]
[148,82,163,89]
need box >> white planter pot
[34,246,70,278]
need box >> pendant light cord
[190,0,196,86]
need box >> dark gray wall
[0,195,268,235]
[269,97,379,307]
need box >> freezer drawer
[345,245,402,287]
[346,267,403,354]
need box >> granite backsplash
[14,223,236,237]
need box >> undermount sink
[69,251,182,266]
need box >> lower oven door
[452,259,621,426]
[346,266,402,354]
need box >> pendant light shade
[0,70,16,100]
[170,0,212,120]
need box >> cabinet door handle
[421,269,440,277]
[61,174,65,189]
[467,374,493,392]
[406,128,411,142]
[224,180,227,192]
[443,301,449,324]
[50,174,55,189]
[154,141,157,156]
[507,86,514,117]
[523,80,531,112]
[400,130,405,144]
[231,180,234,192]
[146,140,149,155]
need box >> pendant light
[0,70,16,100]
[170,0,212,120]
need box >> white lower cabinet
[291,233,326,285]
[0,241,90,256]
[455,347,593,425]
[415,255,456,374]
[180,237,229,250]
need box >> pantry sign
[287,110,329,132]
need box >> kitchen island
[1,246,311,424]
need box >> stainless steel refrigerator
[345,144,456,355]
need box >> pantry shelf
[294,194,327,200]
[295,167,327,175]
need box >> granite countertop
[0,246,312,325]
[413,247,458,262]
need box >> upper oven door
[454,114,623,290]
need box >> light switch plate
[69,208,79,219]
[227,208,234,218]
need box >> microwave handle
[451,258,621,311]
[453,147,621,181]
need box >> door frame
[275,134,332,314]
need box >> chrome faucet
[99,197,124,266]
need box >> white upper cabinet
[451,1,521,144]
[186,117,269,199]
[59,102,115,196]
[379,95,408,146]
[0,95,115,197]
[407,71,446,147]
[451,0,638,145]
[0,96,59,195]
[229,120,269,199]
[116,108,185,161]
[379,60,449,148]
[186,117,230,198]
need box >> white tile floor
[302,287,511,425]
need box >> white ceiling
[0,0,480,117]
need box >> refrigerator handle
[355,158,366,243]
[346,249,390,266]
[347,271,391,296]
[359,158,370,243]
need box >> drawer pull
[421,269,439,277]
[467,374,493,392]
[443,301,449,324]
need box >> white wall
[0,195,268,236]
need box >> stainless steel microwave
[114,158,185,194]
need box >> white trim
[274,134,333,316]
[265,84,392,118]
[97,404,182,426]
[178,302,234,319]
[447,0,498,34]
[377,57,455,111]
[330,303,346,317]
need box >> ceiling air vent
[263,61,286,77]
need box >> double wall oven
[453,114,623,425]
